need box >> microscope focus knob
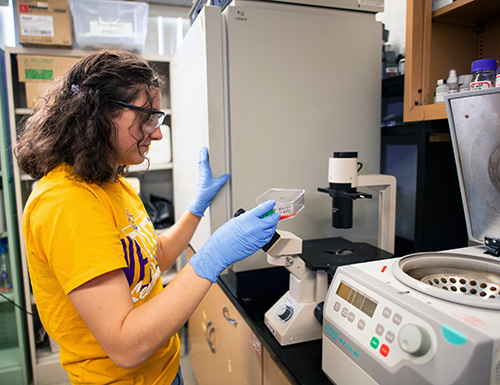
[277,305,293,322]
[398,324,431,356]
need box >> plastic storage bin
[68,0,149,52]
[256,188,305,219]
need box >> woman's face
[112,90,163,167]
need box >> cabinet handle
[205,320,216,354]
[222,307,237,325]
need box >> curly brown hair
[15,49,164,183]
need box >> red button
[380,344,390,357]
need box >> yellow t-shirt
[23,164,180,384]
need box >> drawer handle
[206,320,216,354]
[222,307,237,325]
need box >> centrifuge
[322,88,500,385]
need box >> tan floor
[180,353,198,385]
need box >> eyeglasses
[109,99,166,133]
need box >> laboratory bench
[187,238,394,385]
[216,272,332,385]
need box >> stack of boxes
[16,0,75,108]
[15,0,148,108]
[17,55,78,108]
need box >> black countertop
[215,237,394,385]
[217,273,332,385]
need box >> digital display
[336,281,377,317]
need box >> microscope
[318,152,396,254]
[264,152,396,346]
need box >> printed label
[470,81,492,90]
[234,10,247,22]
[20,14,54,37]
[89,20,134,38]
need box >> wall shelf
[404,0,500,122]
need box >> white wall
[0,0,15,50]
[377,0,406,57]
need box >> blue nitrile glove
[188,147,230,217]
[190,200,280,282]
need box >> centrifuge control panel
[324,273,437,366]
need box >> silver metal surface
[392,252,500,310]
[445,88,500,243]
[421,274,500,301]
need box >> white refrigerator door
[224,4,382,270]
[172,4,382,270]
[171,6,230,252]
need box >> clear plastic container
[0,239,11,292]
[458,74,473,92]
[256,188,305,220]
[447,69,458,93]
[470,59,497,91]
[68,0,149,52]
[434,79,448,103]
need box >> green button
[370,337,379,349]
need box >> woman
[16,49,279,384]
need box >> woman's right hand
[189,200,280,282]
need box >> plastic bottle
[447,69,459,93]
[434,79,448,103]
[458,74,473,92]
[470,59,497,91]
[0,239,11,292]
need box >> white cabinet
[4,46,173,384]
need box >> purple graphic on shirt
[121,236,148,287]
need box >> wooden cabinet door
[188,284,220,385]
[263,348,292,385]
[188,284,263,385]
[215,287,262,385]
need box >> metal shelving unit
[0,48,30,385]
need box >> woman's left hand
[188,147,230,217]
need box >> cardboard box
[18,0,72,47]
[25,82,51,108]
[18,55,79,108]
[17,55,79,82]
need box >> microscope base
[264,291,322,346]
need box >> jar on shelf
[434,79,448,103]
[470,59,497,91]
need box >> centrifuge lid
[445,88,500,244]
